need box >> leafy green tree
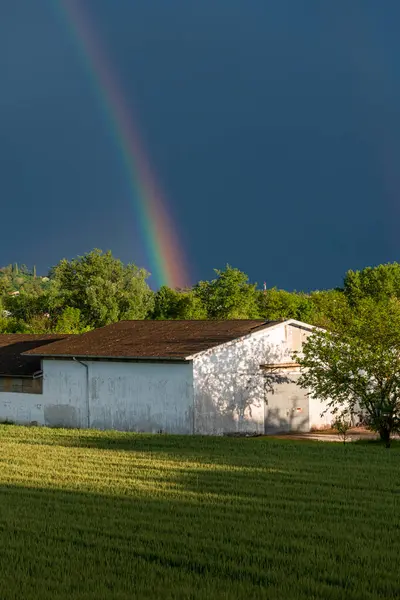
[0,297,6,329]
[344,262,400,306]
[26,314,52,334]
[3,290,51,323]
[50,249,154,328]
[177,291,207,320]
[0,315,30,333]
[308,289,350,329]
[0,315,7,333]
[54,307,91,334]
[152,286,206,320]
[0,276,10,296]
[1,265,12,276]
[194,265,259,319]
[20,277,48,296]
[259,287,353,328]
[332,414,352,444]
[258,288,316,322]
[296,298,400,447]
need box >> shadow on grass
[0,475,399,600]
[8,427,279,459]
[354,438,400,448]
[21,430,240,452]
[0,482,273,599]
[0,478,338,600]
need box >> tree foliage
[54,307,91,334]
[2,251,400,445]
[50,249,154,328]
[296,298,400,446]
[308,289,351,329]
[3,290,51,323]
[258,288,315,322]
[344,262,400,305]
[194,265,259,319]
[152,286,207,320]
[1,251,400,352]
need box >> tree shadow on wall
[264,395,310,435]
[194,338,296,435]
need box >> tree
[296,298,400,447]
[54,307,90,334]
[152,286,206,320]
[50,249,154,328]
[308,289,350,329]
[258,288,350,328]
[344,262,400,306]
[0,315,30,333]
[194,266,259,319]
[3,290,51,323]
[258,288,316,322]
[0,275,10,296]
[332,414,352,444]
[1,265,12,276]
[26,314,52,334]
[177,291,207,320]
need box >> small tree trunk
[379,427,391,448]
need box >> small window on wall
[0,377,43,394]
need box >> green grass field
[0,426,399,600]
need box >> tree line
[0,249,400,334]
[1,249,400,445]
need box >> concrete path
[272,429,379,443]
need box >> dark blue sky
[1,1,400,290]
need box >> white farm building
[0,320,334,435]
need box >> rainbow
[55,0,189,289]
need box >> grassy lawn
[0,426,399,599]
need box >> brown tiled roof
[25,320,278,360]
[0,334,70,377]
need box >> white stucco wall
[192,322,333,435]
[0,391,46,426]
[192,323,297,435]
[308,394,335,430]
[87,361,193,433]
[43,360,88,428]
[0,359,194,433]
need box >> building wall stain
[44,404,80,428]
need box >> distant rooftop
[0,334,70,377]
